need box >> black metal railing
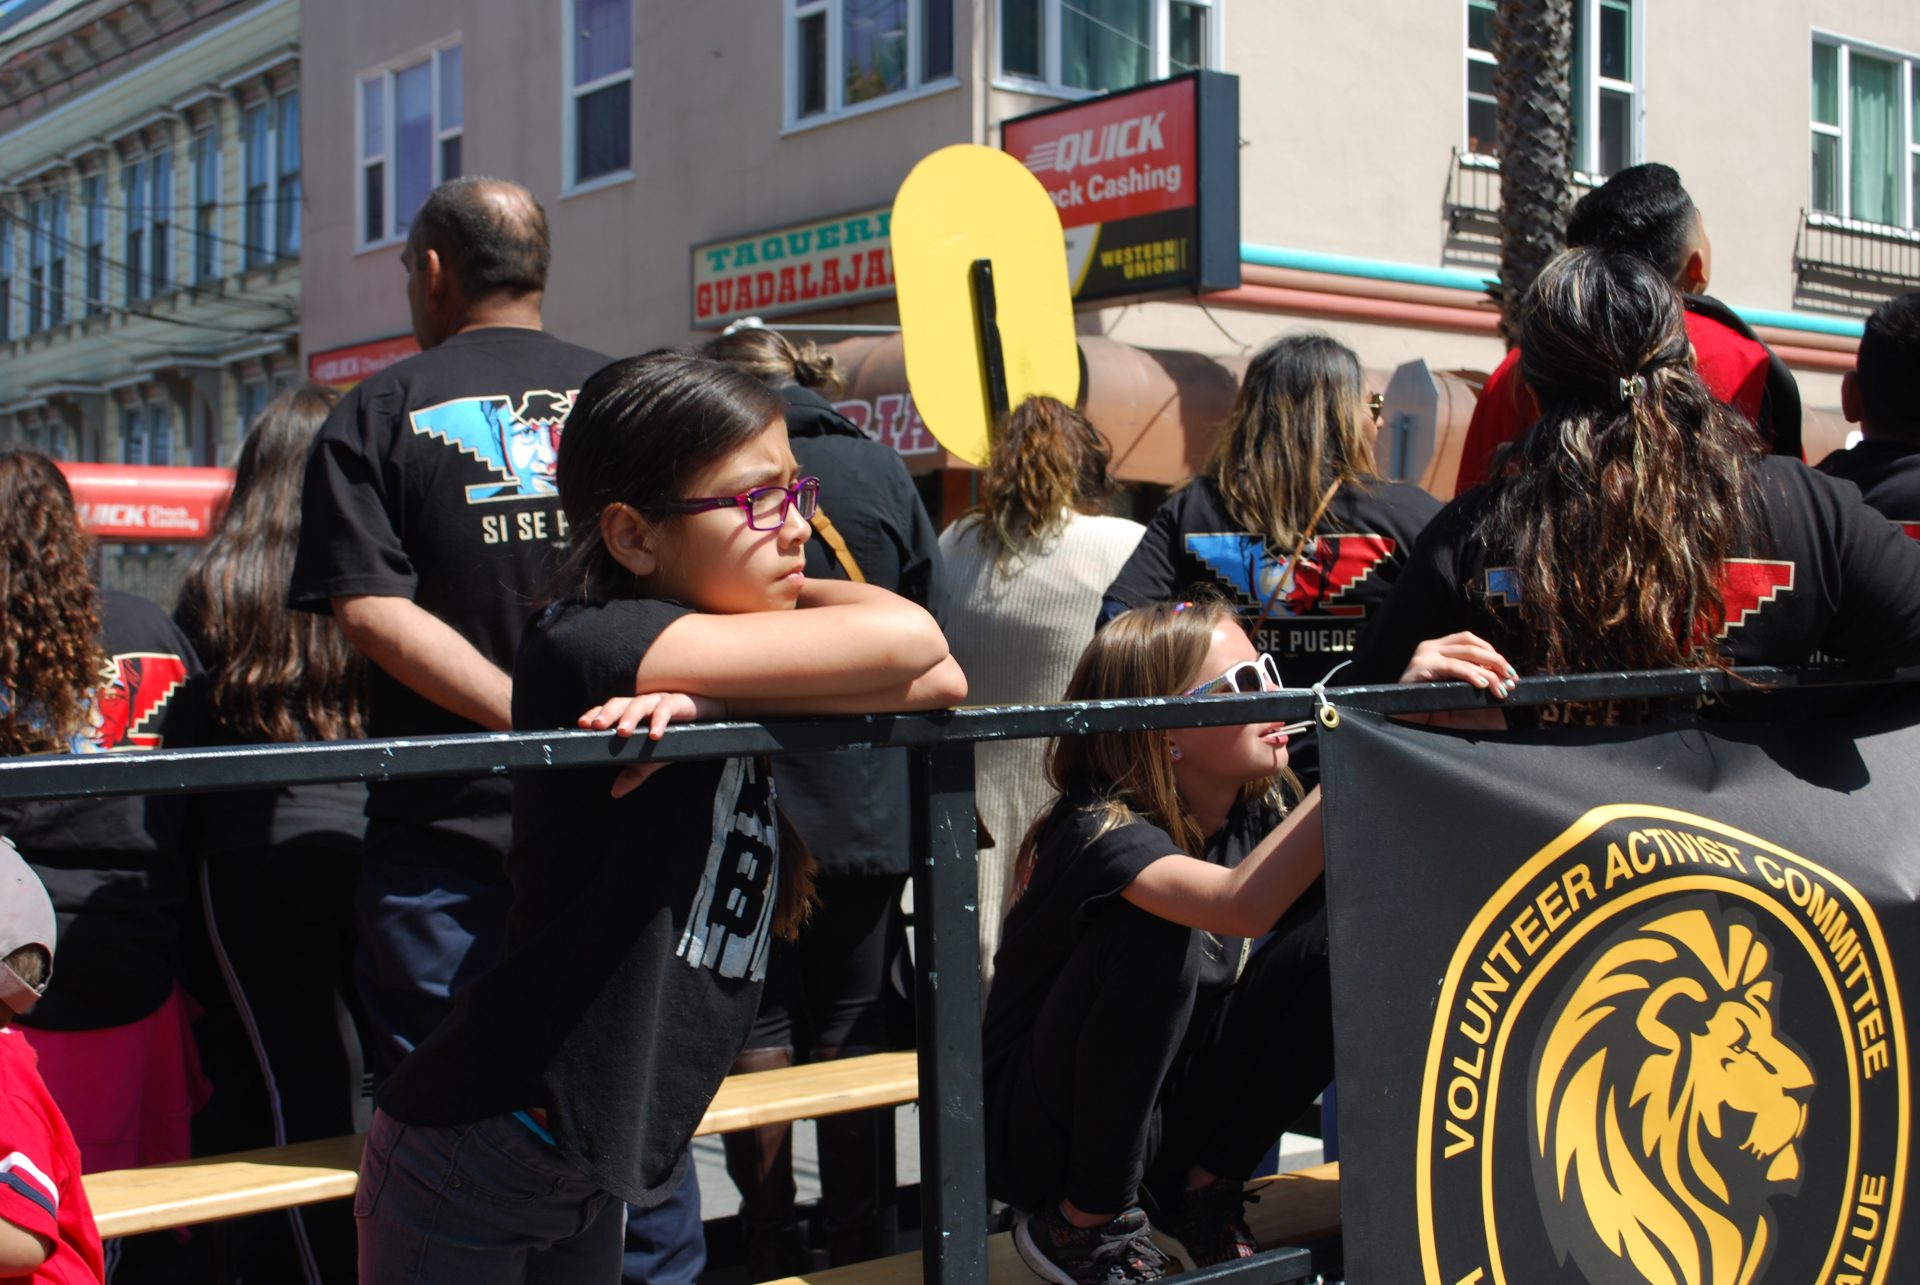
[1794,208,1920,317]
[1,663,1913,1285]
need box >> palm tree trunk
[1493,0,1575,342]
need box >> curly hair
[1478,247,1761,675]
[0,450,107,757]
[179,385,368,742]
[967,395,1115,567]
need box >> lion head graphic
[1530,902,1814,1285]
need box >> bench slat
[694,1050,919,1137]
[85,1051,923,1237]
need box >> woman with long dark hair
[1352,247,1920,704]
[176,384,370,1284]
[939,395,1144,987]
[0,449,210,1182]
[1102,335,1440,782]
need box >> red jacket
[1455,298,1803,494]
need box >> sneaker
[1155,1177,1260,1266]
[1012,1204,1177,1284]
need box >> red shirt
[1455,308,1781,494]
[0,1030,103,1284]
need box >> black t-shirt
[0,591,204,1030]
[1817,439,1920,536]
[981,795,1268,1074]
[776,385,945,877]
[171,597,367,859]
[379,596,779,1208]
[289,327,610,850]
[1104,476,1442,685]
[1350,456,1920,721]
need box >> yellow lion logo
[1531,904,1814,1285]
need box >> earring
[1170,744,1183,762]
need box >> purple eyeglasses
[662,477,821,531]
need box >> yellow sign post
[890,145,1081,466]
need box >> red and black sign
[1002,70,1240,305]
[1319,707,1917,1284]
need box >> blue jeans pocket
[354,1109,406,1219]
[446,1113,578,1207]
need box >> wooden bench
[758,1163,1342,1284]
[85,1049,921,1238]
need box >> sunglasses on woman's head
[1185,653,1282,697]
[662,476,821,531]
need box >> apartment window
[0,212,12,343]
[1464,0,1641,178]
[244,103,270,265]
[26,194,48,333]
[193,126,220,282]
[996,0,1202,96]
[121,403,147,464]
[238,378,269,440]
[123,157,147,302]
[359,43,463,245]
[276,91,302,256]
[148,149,172,294]
[567,1,631,184]
[83,176,105,316]
[1812,37,1920,230]
[46,191,66,328]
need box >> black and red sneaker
[1155,1177,1261,1266]
[1012,1204,1177,1284]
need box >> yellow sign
[890,145,1080,466]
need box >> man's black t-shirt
[1350,457,1920,720]
[1,592,203,1030]
[981,796,1269,1075]
[379,596,779,1207]
[1104,476,1442,685]
[1817,439,1920,536]
[289,327,610,848]
[776,385,944,878]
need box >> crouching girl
[354,352,966,1283]
[984,598,1506,1282]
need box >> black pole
[970,257,1011,424]
[910,742,987,1285]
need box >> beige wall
[301,1,1918,395]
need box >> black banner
[1319,705,1916,1285]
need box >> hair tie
[1616,373,1649,405]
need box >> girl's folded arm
[634,581,953,700]
[1120,791,1325,938]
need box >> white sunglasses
[1183,654,1314,735]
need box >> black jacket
[776,385,946,877]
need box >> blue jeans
[355,1109,625,1283]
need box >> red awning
[58,463,235,542]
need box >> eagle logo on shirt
[78,652,189,753]
[409,390,577,504]
[1186,532,1396,619]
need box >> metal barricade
[0,662,1910,1285]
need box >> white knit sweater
[937,510,1147,991]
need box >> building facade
[296,1,1919,507]
[0,0,301,472]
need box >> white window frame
[1461,0,1645,181]
[786,0,963,130]
[355,38,464,251]
[274,88,302,260]
[82,174,105,316]
[26,191,50,334]
[562,3,633,193]
[1810,31,1920,234]
[0,208,14,344]
[990,0,1220,101]
[192,123,221,283]
[147,145,173,295]
[122,154,149,303]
